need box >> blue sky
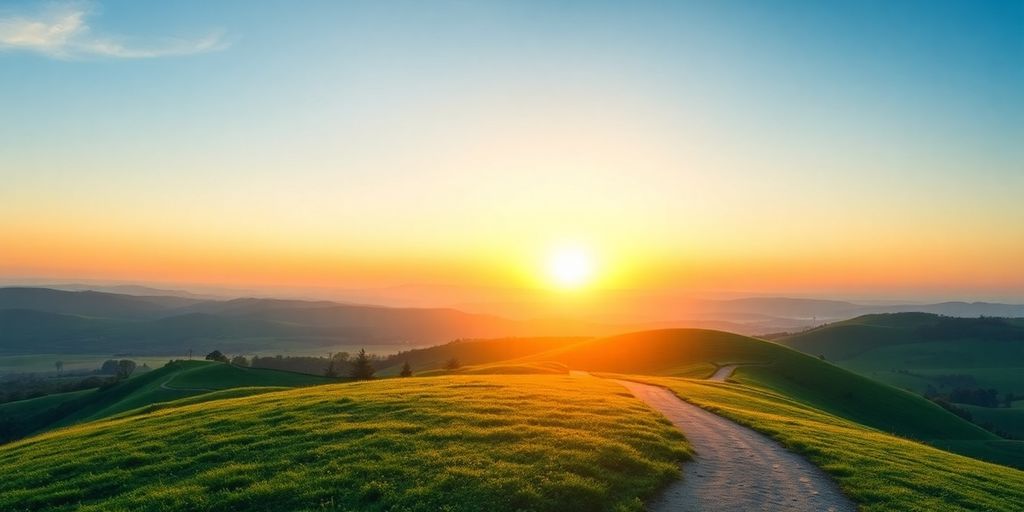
[1,1,1022,299]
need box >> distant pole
[188,349,193,360]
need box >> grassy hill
[778,313,1024,439]
[376,337,587,376]
[516,329,994,441]
[420,329,1021,469]
[0,361,329,443]
[0,375,688,512]
[620,374,1024,511]
[3,327,1022,510]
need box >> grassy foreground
[0,375,689,512]
[622,374,1024,512]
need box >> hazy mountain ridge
[0,288,615,355]
[2,287,1022,356]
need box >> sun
[546,245,596,289]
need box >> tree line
[203,348,418,380]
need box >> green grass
[377,337,588,376]
[0,361,330,441]
[417,361,569,376]
[0,375,689,512]
[521,329,993,442]
[104,387,293,421]
[620,374,1024,512]
[780,314,1024,397]
[958,404,1024,439]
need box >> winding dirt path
[613,378,856,512]
[707,364,739,382]
[159,374,214,392]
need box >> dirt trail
[159,374,214,392]
[707,365,738,382]
[613,378,856,511]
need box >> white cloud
[0,3,229,59]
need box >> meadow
[0,375,689,512]
[3,327,1023,511]
[780,314,1024,440]
[621,374,1024,512]
[0,361,329,443]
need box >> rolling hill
[512,329,997,442]
[0,360,330,443]
[1,328,1022,511]
[0,375,689,512]
[369,328,1022,469]
[778,313,1024,436]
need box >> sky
[1,0,1022,303]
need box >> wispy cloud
[0,3,229,59]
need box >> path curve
[159,374,214,392]
[707,364,738,382]
[613,378,855,512]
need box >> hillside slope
[625,375,1024,512]
[0,361,329,443]
[778,313,1024,439]
[514,329,994,442]
[0,376,688,512]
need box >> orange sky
[2,1,1022,304]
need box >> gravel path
[614,378,856,511]
[707,365,738,382]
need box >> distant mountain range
[1,286,1022,356]
[0,287,614,355]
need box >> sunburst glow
[547,245,596,289]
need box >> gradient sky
[1,0,1022,301]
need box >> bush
[205,350,229,363]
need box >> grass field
[0,361,330,442]
[417,361,569,376]
[621,374,1024,512]
[4,328,1022,511]
[780,314,1024,398]
[777,314,1024,447]
[376,337,587,376]
[0,375,689,512]
[520,329,994,442]
[958,404,1024,438]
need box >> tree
[324,359,339,378]
[55,361,64,374]
[99,360,120,375]
[230,355,249,367]
[399,361,413,377]
[117,360,137,380]
[205,350,229,363]
[444,357,461,370]
[349,349,375,380]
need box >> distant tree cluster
[0,374,112,405]
[929,397,973,421]
[205,350,229,363]
[247,351,388,378]
[98,359,138,380]
[925,385,1006,408]
[399,361,413,377]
